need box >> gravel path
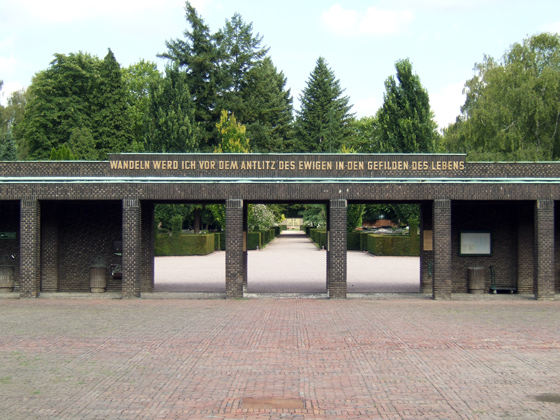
[155,231,420,293]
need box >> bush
[347,232,368,250]
[155,234,215,256]
[308,228,327,249]
[366,234,419,256]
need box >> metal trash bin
[467,266,485,294]
[89,256,107,293]
[0,255,15,293]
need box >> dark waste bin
[90,256,107,293]
[467,267,485,294]
[0,255,15,293]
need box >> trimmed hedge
[155,233,215,256]
[347,232,369,251]
[246,228,279,250]
[306,230,420,256]
[366,234,419,256]
[308,228,327,249]
[213,232,225,251]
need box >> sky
[1,0,560,130]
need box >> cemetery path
[155,231,420,294]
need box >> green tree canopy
[93,49,134,158]
[214,110,250,153]
[144,64,199,153]
[19,50,135,160]
[441,33,560,161]
[293,57,353,152]
[159,1,220,149]
[377,59,438,153]
[240,57,293,152]
[123,60,162,151]
[19,52,100,159]
[160,2,292,152]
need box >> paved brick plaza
[1,298,559,420]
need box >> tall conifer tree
[93,49,134,158]
[144,65,198,153]
[377,59,437,153]
[240,58,293,152]
[293,57,353,152]
[159,1,219,150]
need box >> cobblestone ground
[1,298,559,420]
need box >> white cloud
[321,4,414,37]
[429,81,466,129]
[353,96,380,118]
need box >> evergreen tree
[293,57,353,152]
[93,49,134,158]
[377,59,438,153]
[159,1,220,150]
[144,64,199,153]
[0,130,17,160]
[215,13,269,118]
[240,57,293,152]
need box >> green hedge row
[155,233,216,256]
[307,228,328,249]
[366,234,419,256]
[247,228,279,250]
[306,230,420,256]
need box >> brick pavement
[1,299,559,419]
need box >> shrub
[155,234,215,256]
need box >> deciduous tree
[442,33,560,161]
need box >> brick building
[0,153,558,300]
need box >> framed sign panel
[460,231,492,256]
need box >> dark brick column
[20,199,41,298]
[517,202,534,294]
[122,198,141,299]
[226,199,244,298]
[534,200,555,300]
[40,203,59,293]
[433,199,452,300]
[420,202,434,294]
[328,199,347,299]
[140,201,155,293]
[243,205,248,291]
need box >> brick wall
[0,201,20,291]
[451,202,517,293]
[51,201,122,293]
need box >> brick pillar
[122,198,141,299]
[328,199,347,299]
[534,200,555,300]
[226,199,244,298]
[517,203,534,294]
[140,201,155,293]
[20,199,41,298]
[243,205,248,291]
[433,199,452,300]
[420,202,434,294]
[40,203,59,293]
